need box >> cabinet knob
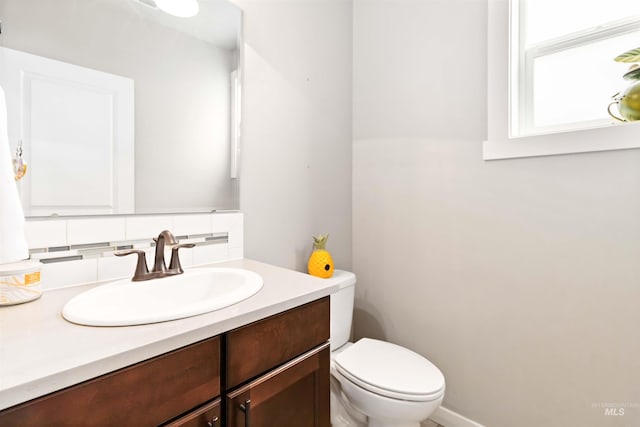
[240,399,251,427]
[206,415,219,427]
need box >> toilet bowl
[327,271,445,427]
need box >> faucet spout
[153,230,178,274]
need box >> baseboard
[430,406,485,427]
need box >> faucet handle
[115,249,149,281]
[168,243,195,274]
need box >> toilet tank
[328,270,356,351]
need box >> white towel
[0,85,28,264]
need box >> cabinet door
[226,343,330,427]
[164,399,221,427]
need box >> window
[510,0,640,137]
[484,0,640,160]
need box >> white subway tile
[212,213,243,248]
[193,244,229,265]
[228,247,244,260]
[98,253,139,281]
[175,247,195,268]
[133,242,154,250]
[33,211,244,292]
[24,219,68,249]
[67,218,126,245]
[41,259,98,290]
[125,215,173,241]
[172,214,212,236]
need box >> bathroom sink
[62,268,263,326]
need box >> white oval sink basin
[62,268,263,326]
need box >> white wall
[235,0,353,272]
[353,1,640,426]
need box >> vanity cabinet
[225,297,330,427]
[0,336,221,426]
[0,296,330,427]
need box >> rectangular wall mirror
[0,0,242,216]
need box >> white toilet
[328,270,445,427]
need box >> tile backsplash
[25,212,244,291]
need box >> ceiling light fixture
[154,0,199,18]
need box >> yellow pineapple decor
[308,234,335,278]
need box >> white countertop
[0,258,338,410]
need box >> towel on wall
[0,85,28,264]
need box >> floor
[423,420,445,427]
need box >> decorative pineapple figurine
[308,234,335,278]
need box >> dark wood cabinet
[0,336,221,427]
[0,296,330,427]
[225,297,330,427]
[226,297,330,388]
[226,344,330,427]
[164,399,221,427]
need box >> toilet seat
[334,338,445,402]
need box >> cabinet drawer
[0,336,221,427]
[226,297,330,388]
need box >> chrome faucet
[115,230,195,281]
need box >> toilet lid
[334,338,445,401]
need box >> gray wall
[236,0,353,272]
[353,0,640,426]
[0,0,237,212]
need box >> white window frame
[484,0,640,160]
[513,1,640,136]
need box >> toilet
[328,270,445,427]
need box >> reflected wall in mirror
[509,0,640,137]
[0,0,241,216]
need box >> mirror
[0,0,241,216]
[509,0,640,137]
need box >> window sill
[483,120,640,160]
